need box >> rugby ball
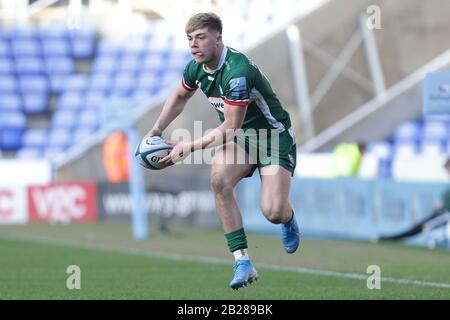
[135,136,172,170]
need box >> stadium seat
[421,120,448,141]
[92,56,117,74]
[123,36,147,55]
[420,139,445,156]
[48,128,72,149]
[16,147,43,158]
[1,93,22,112]
[44,146,65,159]
[57,92,84,110]
[393,121,421,143]
[38,25,67,40]
[22,93,48,114]
[18,75,49,93]
[15,57,45,75]
[42,39,70,57]
[0,41,10,57]
[0,76,18,93]
[366,141,392,160]
[112,73,135,96]
[48,74,68,94]
[78,109,99,129]
[393,141,418,157]
[69,28,97,59]
[143,54,165,72]
[10,26,38,40]
[45,57,74,75]
[133,90,154,104]
[118,54,142,73]
[97,40,121,57]
[51,109,78,129]
[0,111,26,150]
[89,73,110,93]
[63,74,89,92]
[85,90,107,108]
[11,40,40,57]
[0,58,13,74]
[21,128,48,149]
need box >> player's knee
[211,173,234,196]
[260,201,288,224]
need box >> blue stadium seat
[63,74,89,92]
[133,90,154,104]
[92,56,117,73]
[16,147,43,159]
[85,90,107,108]
[143,54,165,72]
[123,36,147,55]
[48,74,68,94]
[45,57,74,74]
[44,146,65,158]
[42,39,70,57]
[162,70,183,86]
[0,111,26,150]
[167,51,190,72]
[0,76,18,92]
[15,57,45,75]
[137,73,158,91]
[0,41,10,57]
[79,109,99,129]
[366,141,392,160]
[118,54,142,73]
[57,92,84,110]
[421,120,448,141]
[69,28,97,59]
[10,26,38,40]
[11,40,41,57]
[19,75,49,93]
[97,40,121,57]
[0,58,13,74]
[22,93,48,114]
[420,139,445,156]
[21,128,48,149]
[1,94,22,112]
[393,141,418,157]
[112,72,134,96]
[48,128,72,149]
[393,121,421,143]
[89,73,110,94]
[51,109,77,129]
[38,25,67,40]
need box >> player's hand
[145,128,162,138]
[159,140,192,166]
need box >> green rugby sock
[225,228,248,253]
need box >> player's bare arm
[160,103,248,165]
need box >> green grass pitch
[0,222,449,299]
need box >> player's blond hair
[185,12,222,34]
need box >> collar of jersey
[202,46,228,74]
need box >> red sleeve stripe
[224,99,251,107]
[181,79,197,91]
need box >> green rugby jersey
[181,46,292,133]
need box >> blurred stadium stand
[0,0,449,185]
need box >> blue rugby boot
[229,260,258,290]
[281,213,300,254]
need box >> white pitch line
[2,233,450,290]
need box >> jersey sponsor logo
[229,77,248,99]
[208,97,225,113]
[208,76,214,81]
